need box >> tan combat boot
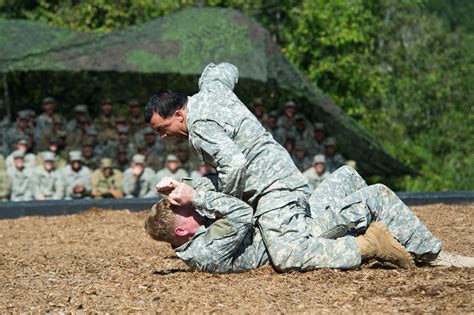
[356,222,415,270]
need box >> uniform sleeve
[31,170,42,200]
[176,191,254,273]
[52,174,65,200]
[198,62,239,92]
[190,120,246,199]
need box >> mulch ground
[0,203,473,313]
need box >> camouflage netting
[0,7,413,176]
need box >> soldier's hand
[168,182,196,206]
[156,177,179,196]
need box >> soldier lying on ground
[145,166,474,273]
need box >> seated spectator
[66,104,90,133]
[37,114,65,152]
[35,97,63,144]
[250,98,267,123]
[303,154,331,190]
[7,150,33,202]
[84,127,108,158]
[278,100,297,129]
[0,166,11,201]
[155,154,189,183]
[107,126,136,160]
[137,143,163,172]
[294,114,312,144]
[4,110,33,153]
[62,151,92,199]
[264,111,285,144]
[123,154,157,198]
[93,100,116,144]
[91,158,124,199]
[292,142,312,172]
[324,137,346,173]
[143,127,166,156]
[126,99,147,136]
[81,141,100,170]
[6,138,36,172]
[308,123,326,156]
[32,151,64,200]
[283,130,297,155]
[175,142,200,175]
[114,146,131,172]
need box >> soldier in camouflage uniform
[61,151,92,199]
[126,99,147,136]
[66,104,90,134]
[277,100,298,130]
[146,165,474,272]
[294,114,313,145]
[7,150,33,202]
[324,137,346,173]
[91,158,124,199]
[123,154,157,198]
[35,97,63,144]
[0,167,11,201]
[303,154,330,190]
[31,151,65,200]
[93,100,116,145]
[106,126,136,160]
[155,154,189,183]
[308,122,326,157]
[144,62,375,271]
[81,141,100,170]
[4,110,33,154]
[5,138,36,172]
[175,142,201,175]
[291,141,312,172]
[37,114,65,152]
[264,111,286,144]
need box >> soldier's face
[315,163,325,175]
[14,158,24,169]
[171,204,204,246]
[102,167,113,177]
[325,145,336,156]
[118,133,129,144]
[167,160,179,173]
[149,111,188,139]
[82,146,93,157]
[71,160,81,171]
[17,118,28,128]
[42,102,55,114]
[44,161,54,172]
[101,103,113,116]
[314,130,325,142]
[129,105,141,117]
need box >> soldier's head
[324,137,337,157]
[295,115,306,132]
[16,111,29,129]
[115,116,127,130]
[313,154,326,175]
[42,151,56,172]
[117,126,129,144]
[143,127,156,145]
[251,98,265,120]
[131,154,145,174]
[12,150,25,170]
[144,90,188,139]
[266,111,278,128]
[100,158,114,177]
[100,100,113,116]
[165,154,180,173]
[313,123,326,143]
[128,99,141,117]
[73,104,89,122]
[284,101,297,118]
[16,138,29,153]
[85,127,98,144]
[81,142,94,158]
[294,143,306,160]
[176,143,190,162]
[42,97,56,115]
[145,198,204,248]
[69,151,83,171]
[48,138,59,153]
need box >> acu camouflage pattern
[7,167,33,201]
[123,167,157,198]
[31,166,65,200]
[61,165,92,199]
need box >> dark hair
[144,90,187,123]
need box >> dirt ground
[0,203,473,313]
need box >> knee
[271,257,301,272]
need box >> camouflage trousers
[256,173,361,272]
[309,166,442,262]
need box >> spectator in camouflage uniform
[303,154,330,190]
[66,104,90,134]
[324,137,346,173]
[155,154,189,183]
[175,142,200,175]
[294,114,313,145]
[107,126,136,160]
[126,99,147,136]
[4,110,33,154]
[142,127,166,157]
[81,141,100,170]
[93,100,116,144]
[7,150,33,202]
[308,122,326,157]
[91,158,124,199]
[35,97,63,144]
[123,154,157,198]
[61,151,92,199]
[5,138,36,172]
[0,167,11,201]
[37,114,65,152]
[277,100,297,130]
[31,151,65,200]
[291,142,312,172]
[264,111,285,144]
[137,143,163,172]
[250,98,267,124]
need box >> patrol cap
[56,130,67,138]
[17,110,30,119]
[268,110,279,117]
[324,137,337,146]
[143,127,155,135]
[132,154,145,165]
[128,99,140,107]
[117,126,129,134]
[42,151,56,162]
[285,100,296,108]
[313,154,326,164]
[48,136,60,144]
[69,150,83,161]
[81,140,95,147]
[313,123,325,131]
[166,154,179,162]
[17,138,28,145]
[86,127,98,136]
[24,109,36,118]
[52,115,64,124]
[285,130,297,140]
[74,104,88,113]
[294,114,305,122]
[42,96,56,104]
[100,158,114,169]
[115,116,126,124]
[12,150,25,159]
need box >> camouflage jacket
[123,167,157,198]
[7,167,33,201]
[186,62,306,213]
[61,165,92,199]
[31,166,65,200]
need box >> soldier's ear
[175,227,187,237]
[174,109,185,123]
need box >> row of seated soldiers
[0,150,210,201]
[0,97,353,201]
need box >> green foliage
[1,0,473,191]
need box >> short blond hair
[144,199,177,246]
